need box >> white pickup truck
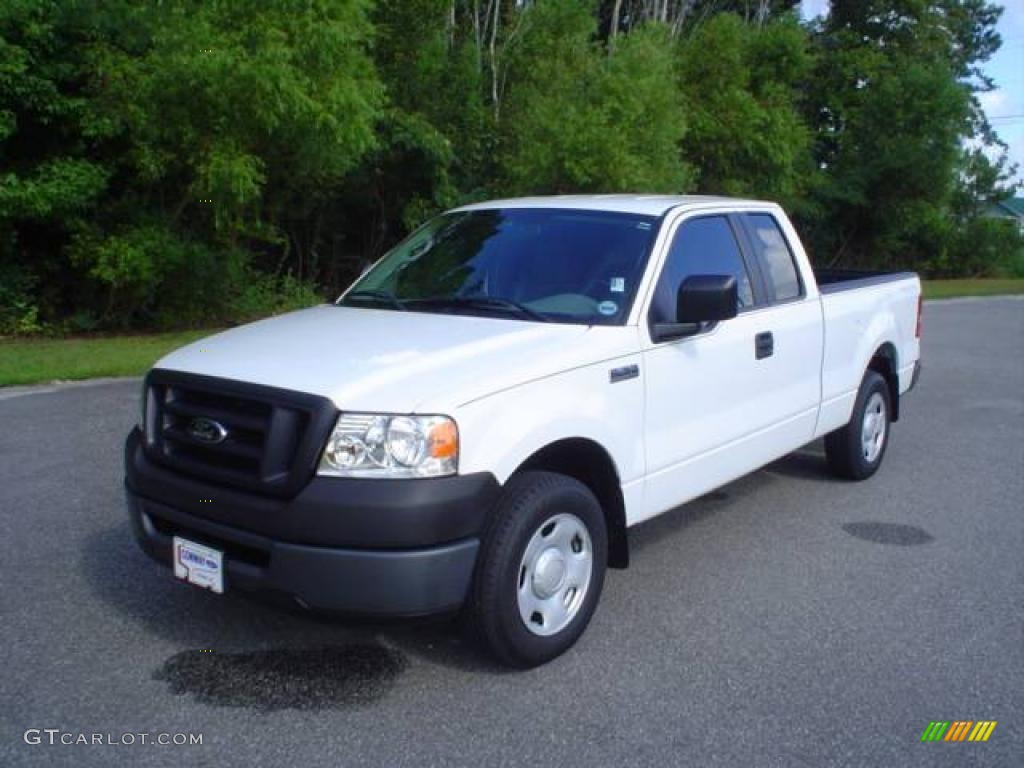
[125,195,922,666]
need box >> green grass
[0,329,217,387]
[922,278,1024,300]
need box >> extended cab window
[650,216,754,325]
[744,214,802,302]
[340,208,658,325]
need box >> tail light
[915,295,923,338]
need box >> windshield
[339,208,658,325]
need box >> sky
[801,0,1024,188]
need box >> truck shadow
[761,441,838,483]
[81,525,511,711]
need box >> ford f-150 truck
[125,195,922,666]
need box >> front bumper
[125,429,500,616]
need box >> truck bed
[814,265,921,442]
[814,268,918,295]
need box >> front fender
[454,357,644,500]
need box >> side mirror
[652,274,738,342]
[676,274,738,324]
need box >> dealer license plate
[172,536,224,594]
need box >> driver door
[639,212,776,522]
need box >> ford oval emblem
[188,416,228,444]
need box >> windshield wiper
[342,289,407,311]
[411,296,550,322]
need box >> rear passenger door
[735,212,822,443]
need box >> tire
[469,471,607,668]
[825,370,892,481]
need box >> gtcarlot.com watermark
[24,729,202,747]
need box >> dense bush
[940,217,1024,278]
[0,0,1020,335]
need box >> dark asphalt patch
[153,645,408,711]
[841,522,935,546]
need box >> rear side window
[744,214,802,302]
[650,216,754,324]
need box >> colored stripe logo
[921,721,997,742]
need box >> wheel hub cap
[517,512,593,637]
[531,548,567,599]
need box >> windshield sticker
[597,300,618,316]
[610,277,625,293]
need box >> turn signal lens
[428,420,459,459]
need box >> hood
[153,305,622,412]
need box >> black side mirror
[676,274,738,323]
[652,274,738,342]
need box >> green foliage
[498,3,691,194]
[677,13,813,210]
[0,0,380,333]
[0,261,41,334]
[68,224,245,328]
[67,222,321,328]
[0,0,1016,336]
[941,217,1024,278]
[95,0,383,249]
[800,0,1005,271]
[227,272,324,323]
[0,158,108,219]
[323,0,488,269]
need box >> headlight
[318,413,458,478]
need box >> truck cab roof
[454,194,774,217]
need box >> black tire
[825,370,892,481]
[469,471,607,668]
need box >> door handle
[755,331,774,360]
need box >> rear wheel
[825,370,891,480]
[470,471,607,667]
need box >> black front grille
[143,370,337,498]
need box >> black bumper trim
[125,428,500,549]
[128,487,479,616]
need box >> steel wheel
[826,370,892,481]
[516,512,593,637]
[860,391,887,463]
[470,471,607,667]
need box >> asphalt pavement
[1,298,1021,767]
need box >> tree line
[1,0,1020,334]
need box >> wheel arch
[867,342,900,421]
[514,438,629,569]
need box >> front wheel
[825,370,892,480]
[469,471,607,668]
